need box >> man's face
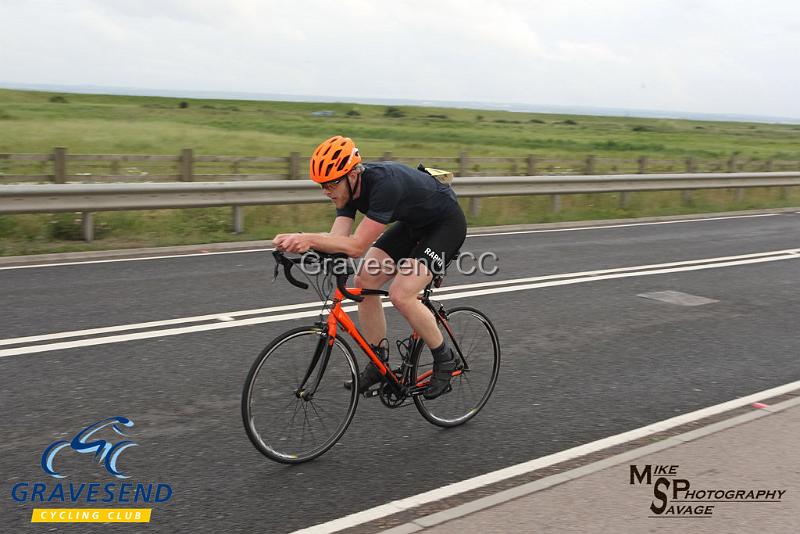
[321,175,350,208]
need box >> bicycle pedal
[362,388,381,398]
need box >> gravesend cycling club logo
[41,416,138,479]
[630,464,786,517]
[10,416,173,524]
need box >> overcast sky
[2,0,799,118]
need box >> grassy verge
[1,187,797,256]
[2,88,800,161]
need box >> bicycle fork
[294,328,333,401]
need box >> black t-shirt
[336,162,461,228]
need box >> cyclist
[273,135,467,400]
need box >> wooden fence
[1,148,799,184]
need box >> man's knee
[388,282,420,312]
[355,271,381,289]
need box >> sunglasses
[320,176,347,191]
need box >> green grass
[1,88,799,256]
[2,88,800,159]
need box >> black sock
[370,343,388,362]
[430,341,451,362]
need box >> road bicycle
[242,250,500,464]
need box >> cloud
[0,0,798,117]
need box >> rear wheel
[242,326,359,463]
[412,307,500,427]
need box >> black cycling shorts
[373,209,467,276]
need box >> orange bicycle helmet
[309,136,362,183]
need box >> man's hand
[273,233,314,253]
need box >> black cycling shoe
[344,344,388,394]
[423,350,459,400]
[343,361,384,394]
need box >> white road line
[0,213,786,271]
[1,249,798,358]
[437,247,800,293]
[290,379,800,534]
[0,247,274,271]
[0,300,324,347]
[468,213,780,238]
[4,248,796,348]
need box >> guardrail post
[638,156,648,174]
[527,155,537,175]
[619,191,630,209]
[53,147,67,183]
[382,151,394,161]
[180,148,193,181]
[232,206,244,233]
[289,152,300,180]
[82,212,94,242]
[551,194,562,213]
[584,155,596,175]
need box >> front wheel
[412,306,500,427]
[242,326,359,464]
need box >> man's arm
[308,217,384,257]
[274,217,385,257]
[329,216,354,237]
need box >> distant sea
[2,82,798,125]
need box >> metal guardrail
[1,172,798,242]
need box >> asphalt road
[1,212,799,533]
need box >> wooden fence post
[458,151,469,177]
[728,155,743,201]
[289,152,300,179]
[526,155,537,175]
[382,151,394,161]
[53,147,67,183]
[584,155,596,175]
[765,158,774,172]
[180,148,193,181]
[682,157,696,205]
[459,151,481,217]
[638,156,648,174]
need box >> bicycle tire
[412,306,500,427]
[242,326,359,464]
